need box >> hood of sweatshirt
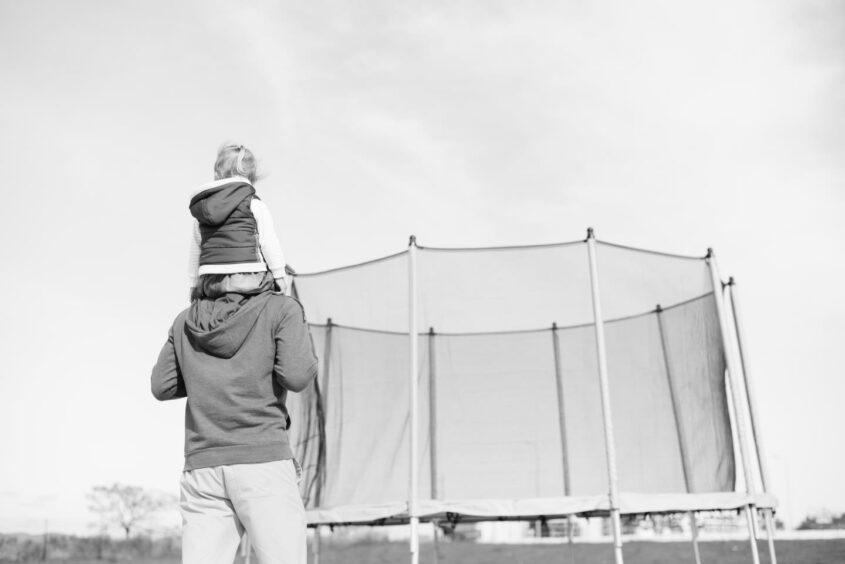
[189,177,256,226]
[184,291,272,359]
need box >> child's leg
[274,276,287,294]
[222,272,272,294]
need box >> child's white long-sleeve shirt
[188,198,286,288]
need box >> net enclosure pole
[586,228,624,564]
[656,305,701,564]
[551,323,572,497]
[706,250,760,564]
[312,318,333,564]
[551,323,574,545]
[727,278,777,564]
[428,327,440,564]
[408,236,420,564]
[428,327,439,500]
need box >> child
[188,144,287,300]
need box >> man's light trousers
[180,459,306,564]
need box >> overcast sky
[0,0,843,533]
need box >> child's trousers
[180,459,306,564]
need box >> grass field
[308,539,845,564]
[26,539,845,564]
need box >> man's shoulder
[171,307,191,330]
[265,293,309,324]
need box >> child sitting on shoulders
[188,143,288,300]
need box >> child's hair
[214,143,260,183]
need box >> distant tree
[797,510,845,531]
[87,483,174,539]
[798,516,820,530]
[88,524,111,560]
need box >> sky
[0,0,843,534]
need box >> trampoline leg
[744,504,760,564]
[610,509,623,564]
[432,521,439,564]
[689,512,701,564]
[763,509,777,564]
[312,526,320,564]
[241,532,251,564]
[410,517,420,564]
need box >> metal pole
[428,327,439,500]
[727,278,777,564]
[552,323,572,497]
[585,228,624,564]
[761,511,778,564]
[428,327,439,564]
[241,532,252,564]
[315,319,332,508]
[706,250,760,564]
[656,305,701,564]
[690,513,701,563]
[311,528,320,564]
[551,323,575,547]
[312,318,333,564]
[408,236,420,564]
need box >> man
[152,273,318,564]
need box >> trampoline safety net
[287,239,736,517]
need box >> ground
[20,539,845,564]
[310,539,844,564]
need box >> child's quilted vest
[189,180,262,267]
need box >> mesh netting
[288,240,734,515]
[294,241,711,333]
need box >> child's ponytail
[234,145,246,177]
[214,143,260,183]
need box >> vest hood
[184,291,272,359]
[189,177,256,226]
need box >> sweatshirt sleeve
[251,198,286,280]
[274,299,318,393]
[151,325,187,401]
[188,220,201,289]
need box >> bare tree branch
[87,483,175,539]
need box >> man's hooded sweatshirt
[151,290,318,471]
